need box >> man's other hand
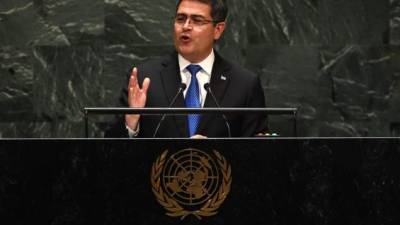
[190,134,208,139]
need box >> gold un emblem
[151,148,232,220]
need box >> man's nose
[182,18,193,30]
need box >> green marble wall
[0,0,399,137]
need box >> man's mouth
[180,34,191,43]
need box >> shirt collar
[178,49,215,76]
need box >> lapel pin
[220,75,226,80]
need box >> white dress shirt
[178,49,215,107]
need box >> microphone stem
[152,85,185,138]
[205,86,232,138]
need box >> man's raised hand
[125,67,150,130]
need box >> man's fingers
[142,78,151,94]
[129,67,139,89]
[128,87,134,104]
[129,87,134,96]
[128,67,136,87]
[128,68,150,104]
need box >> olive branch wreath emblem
[151,149,232,220]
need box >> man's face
[174,0,226,63]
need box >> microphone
[152,83,187,138]
[204,83,232,137]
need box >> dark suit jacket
[106,51,267,138]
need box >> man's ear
[213,21,226,40]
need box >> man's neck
[179,49,214,64]
[178,49,215,75]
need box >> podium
[1,138,399,225]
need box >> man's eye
[192,17,204,24]
[176,16,187,23]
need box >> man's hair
[176,0,228,23]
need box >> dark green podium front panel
[0,138,399,225]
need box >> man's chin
[177,49,196,60]
[177,46,193,55]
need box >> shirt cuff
[126,124,139,137]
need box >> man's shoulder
[219,56,258,82]
[138,57,166,71]
[230,62,256,77]
[138,53,177,72]
[214,52,255,75]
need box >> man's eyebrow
[191,15,206,18]
[176,12,206,18]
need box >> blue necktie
[185,64,202,137]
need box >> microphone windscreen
[180,83,187,90]
[203,83,210,90]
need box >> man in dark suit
[106,0,267,138]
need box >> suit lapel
[160,52,189,137]
[197,52,231,134]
